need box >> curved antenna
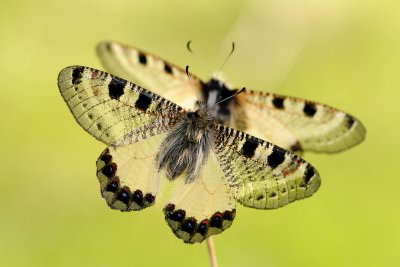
[216,86,245,106]
[206,87,246,111]
[185,65,201,101]
[186,40,193,53]
[185,40,212,75]
[218,42,235,72]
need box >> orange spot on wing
[91,70,98,78]
[93,87,100,96]
[283,160,302,177]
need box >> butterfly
[96,41,366,154]
[58,66,322,243]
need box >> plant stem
[206,237,218,267]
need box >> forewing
[163,152,236,244]
[213,124,321,209]
[58,66,184,145]
[96,133,166,211]
[97,42,202,109]
[234,90,366,153]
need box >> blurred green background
[1,0,399,266]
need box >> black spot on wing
[138,52,147,65]
[131,190,144,207]
[102,162,117,178]
[164,63,173,74]
[267,146,286,169]
[135,93,152,111]
[241,138,259,158]
[256,194,264,201]
[164,203,175,213]
[100,153,112,165]
[72,66,84,85]
[272,97,284,109]
[304,165,315,184]
[303,102,317,117]
[144,193,155,205]
[290,142,303,153]
[116,187,131,205]
[181,218,197,235]
[169,209,186,222]
[223,210,235,221]
[346,114,355,129]
[209,213,223,228]
[104,42,112,52]
[108,77,127,100]
[269,191,277,198]
[106,178,120,192]
[197,220,209,236]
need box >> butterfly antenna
[206,87,246,112]
[185,65,201,102]
[186,40,212,75]
[186,40,193,53]
[218,42,235,72]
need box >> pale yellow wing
[233,90,366,153]
[213,124,321,209]
[163,151,236,244]
[97,41,202,110]
[96,133,166,211]
[58,66,185,145]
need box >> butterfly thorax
[201,78,237,125]
[156,108,215,183]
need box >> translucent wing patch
[58,66,184,145]
[96,133,166,211]
[213,125,321,209]
[234,90,366,153]
[97,42,202,110]
[163,152,236,244]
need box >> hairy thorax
[156,108,215,183]
[200,78,237,125]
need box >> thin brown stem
[206,237,218,267]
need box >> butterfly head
[210,72,227,85]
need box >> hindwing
[96,133,166,211]
[163,152,236,243]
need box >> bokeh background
[1,0,399,266]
